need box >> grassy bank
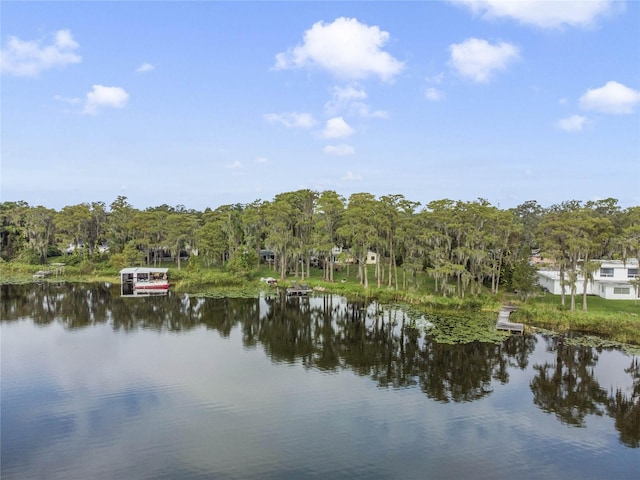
[512,295,640,346]
[301,271,640,346]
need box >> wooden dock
[496,305,524,334]
[286,282,313,296]
[33,270,52,279]
[33,263,65,279]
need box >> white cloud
[341,170,362,181]
[136,62,155,73]
[324,144,355,156]
[349,103,389,118]
[449,38,519,83]
[264,112,316,128]
[0,29,81,77]
[425,87,444,101]
[273,17,404,81]
[82,85,129,115]
[228,161,243,169]
[54,94,81,105]
[322,117,355,138]
[325,85,388,118]
[556,114,587,132]
[256,157,269,164]
[325,85,367,113]
[334,84,368,102]
[450,0,616,29]
[579,81,640,114]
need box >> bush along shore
[2,260,638,349]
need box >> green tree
[537,202,577,307]
[338,193,378,288]
[510,258,539,302]
[486,207,520,295]
[573,206,612,311]
[24,206,56,264]
[242,200,267,262]
[292,189,317,281]
[512,200,545,253]
[166,210,200,270]
[423,199,456,296]
[139,207,172,266]
[196,208,229,267]
[107,196,137,255]
[620,206,640,262]
[55,203,93,257]
[0,201,29,260]
[398,207,426,289]
[264,193,298,279]
[109,240,146,270]
[314,190,345,282]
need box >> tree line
[1,192,639,308]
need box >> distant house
[529,249,553,266]
[537,259,639,300]
[260,249,275,264]
[332,247,378,265]
[365,251,378,265]
[65,242,83,254]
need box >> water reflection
[607,357,640,448]
[530,336,609,427]
[1,282,638,449]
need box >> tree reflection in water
[607,357,640,448]
[530,335,609,427]
[529,335,639,447]
[1,282,637,447]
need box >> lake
[1,283,638,479]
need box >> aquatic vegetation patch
[531,327,640,356]
[405,310,509,344]
[562,335,640,356]
[190,287,262,299]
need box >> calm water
[1,283,638,479]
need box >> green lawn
[527,292,639,315]
[512,292,639,346]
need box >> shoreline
[2,264,638,348]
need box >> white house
[537,259,639,300]
[331,247,378,265]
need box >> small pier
[33,263,65,280]
[286,282,313,297]
[496,305,524,334]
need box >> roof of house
[597,259,639,267]
[119,267,168,274]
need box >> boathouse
[120,267,169,284]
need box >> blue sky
[2,1,639,211]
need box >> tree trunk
[494,252,504,295]
[388,241,394,287]
[279,252,287,280]
[394,261,398,290]
[363,259,369,288]
[559,266,566,306]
